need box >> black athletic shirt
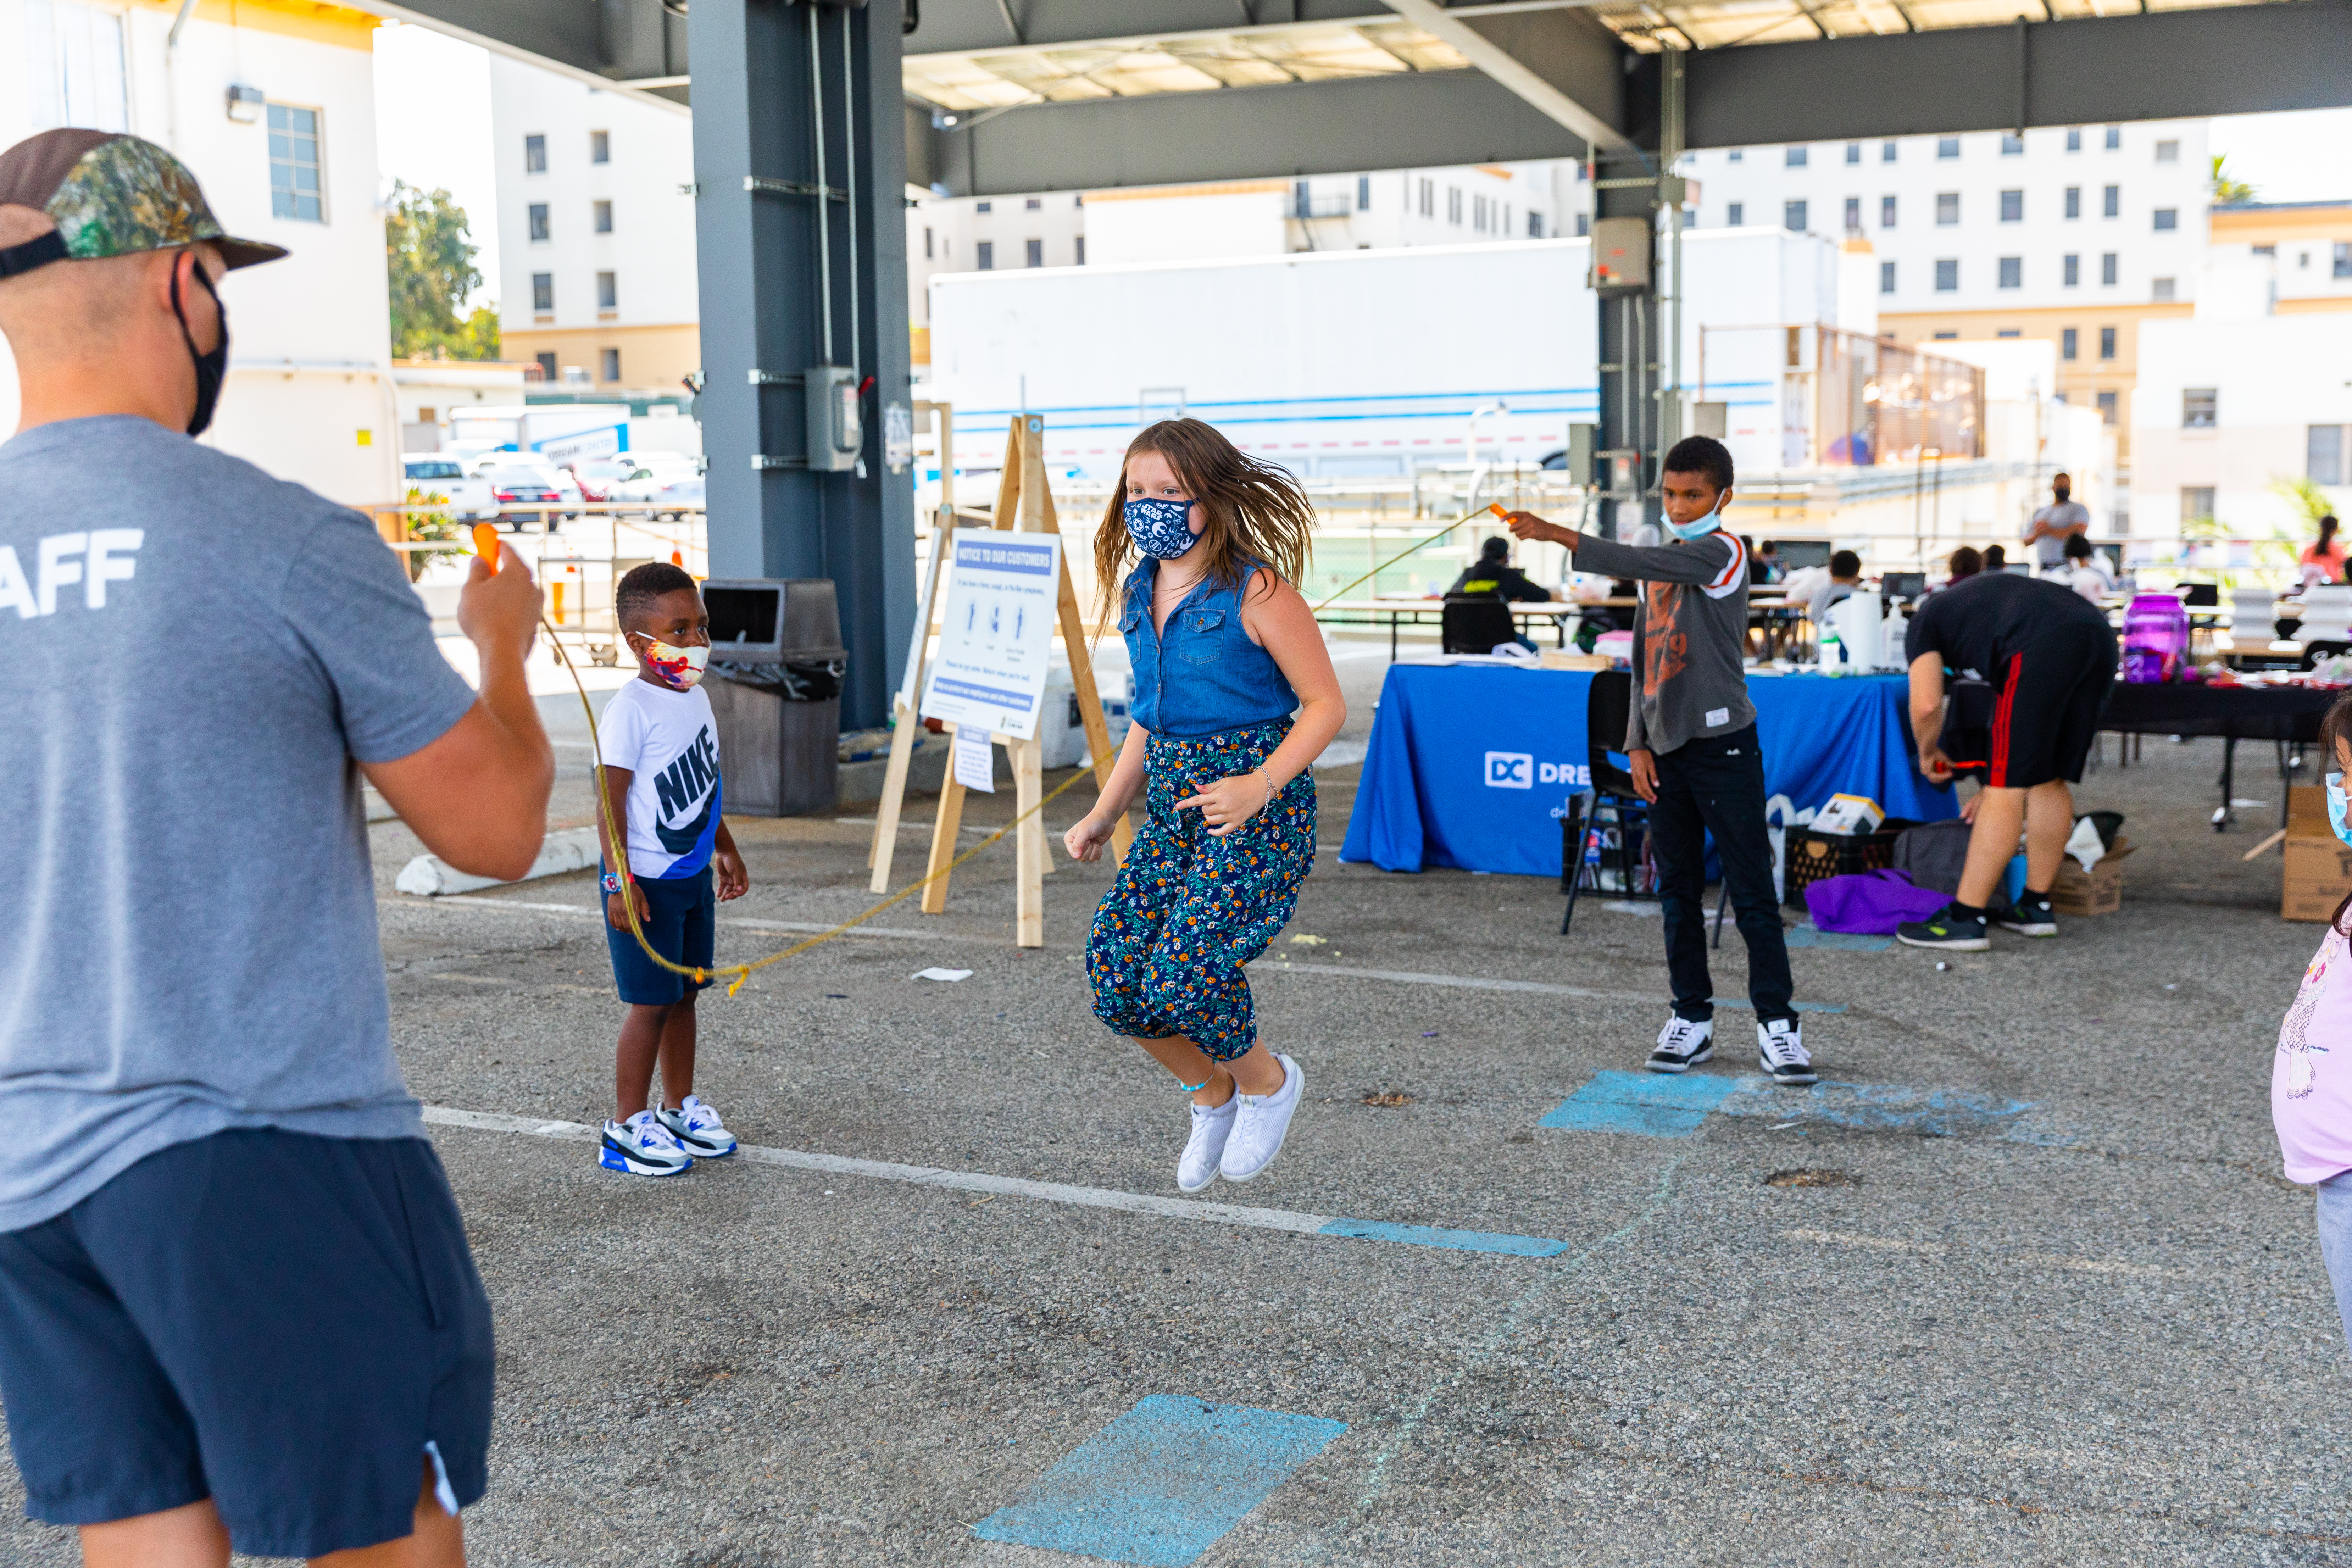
[1902,570,2113,683]
[1444,561,1553,602]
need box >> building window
[2066,128,2082,152]
[590,129,609,164]
[1845,142,1861,164]
[1881,140,1898,162]
[1784,199,1807,233]
[1937,137,1959,159]
[2065,186,2080,219]
[528,203,550,242]
[524,133,546,173]
[1418,178,1434,217]
[2103,184,2120,218]
[1728,148,1743,162]
[2181,486,2215,523]
[533,351,557,380]
[2001,133,2024,155]
[593,199,612,234]
[1025,238,1043,267]
[1528,211,1544,239]
[1935,258,1958,291]
[924,226,933,259]
[975,200,992,213]
[2097,390,2118,424]
[1024,196,1041,211]
[23,0,129,132]
[2155,138,2180,163]
[2104,125,2121,150]
[1881,194,1897,228]
[2101,252,2118,286]
[2153,208,2178,231]
[530,273,552,312]
[1447,187,1462,225]
[1074,236,1085,265]
[1936,192,1959,225]
[1356,175,1371,211]
[1575,213,1589,237]
[2000,189,2023,222]
[1997,329,2022,338]
[2253,244,2276,256]
[1998,257,2022,288]
[976,240,994,270]
[1880,260,1896,294]
[267,104,325,222]
[1785,146,1808,167]
[596,271,616,309]
[2337,241,2352,278]
[1074,194,1084,208]
[2311,425,2346,486]
[2152,276,2177,302]
[2063,254,2079,287]
[1726,202,1743,227]
[2099,324,2117,359]
[2062,327,2078,360]
[1843,196,1861,232]
[1933,331,1958,340]
[601,348,621,383]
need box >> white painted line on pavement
[386,894,985,943]
[1258,961,1847,1014]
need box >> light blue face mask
[1664,495,1728,543]
[1124,495,1200,560]
[2330,771,2352,846]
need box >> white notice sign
[919,534,1061,740]
[953,726,996,794]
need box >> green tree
[385,180,496,360]
[2209,155,2257,206]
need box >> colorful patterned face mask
[632,633,708,689]
[1124,496,1201,560]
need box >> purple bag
[1804,868,1950,935]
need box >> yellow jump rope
[471,500,1517,996]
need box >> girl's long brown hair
[1093,419,1316,617]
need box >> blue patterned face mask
[1664,495,1727,542]
[1124,496,1200,560]
[2330,771,2351,846]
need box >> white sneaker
[1176,1095,1238,1193]
[599,1111,694,1176]
[1647,1016,1714,1073]
[1219,1055,1303,1184]
[1757,1018,1816,1087]
[656,1094,737,1157]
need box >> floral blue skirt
[1085,718,1317,1060]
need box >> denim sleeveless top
[1120,560,1298,738]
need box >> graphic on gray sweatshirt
[1572,529,1755,756]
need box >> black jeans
[1648,724,1794,1026]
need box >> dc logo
[1484,751,1534,789]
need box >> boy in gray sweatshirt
[1506,435,1812,1086]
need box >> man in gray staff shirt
[0,130,551,1567]
[2024,472,2091,572]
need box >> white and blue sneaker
[600,1111,694,1176]
[656,1095,738,1158]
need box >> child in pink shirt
[2274,697,2352,1350]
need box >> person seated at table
[1505,435,1815,1090]
[1446,536,1554,651]
[2059,532,2114,604]
[2302,515,2346,586]
[1920,546,1983,601]
[1753,540,1785,584]
[1896,568,2118,951]
[1982,544,2007,573]
[1806,550,1863,624]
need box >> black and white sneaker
[1757,1018,1816,1086]
[1996,891,2058,938]
[1896,902,1991,951]
[656,1094,738,1157]
[599,1112,694,1177]
[1647,1016,1715,1073]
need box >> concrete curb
[395,825,602,897]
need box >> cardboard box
[2283,786,2352,921]
[2050,835,2133,917]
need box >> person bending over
[595,563,751,1177]
[1506,435,1815,1088]
[1897,566,2117,950]
[1065,419,1344,1192]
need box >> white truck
[399,455,495,522]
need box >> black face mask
[2053,488,2071,503]
[168,257,228,437]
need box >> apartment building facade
[488,54,698,396]
[1,0,399,504]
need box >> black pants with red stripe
[1987,622,2117,789]
[1649,725,1795,1027]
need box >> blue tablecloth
[1337,665,1956,877]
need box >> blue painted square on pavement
[975,1395,1346,1567]
[1538,1068,1743,1138]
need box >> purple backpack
[1804,868,1950,935]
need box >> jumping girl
[1063,419,1345,1192]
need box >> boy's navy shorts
[607,863,715,1005]
[0,1128,494,1558]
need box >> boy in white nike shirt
[596,563,750,1176]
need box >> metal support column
[691,0,916,730]
[1593,154,1660,544]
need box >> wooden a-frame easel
[866,411,1133,946]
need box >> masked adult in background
[0,129,552,1567]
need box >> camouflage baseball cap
[0,128,286,279]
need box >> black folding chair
[1560,670,1732,944]
[1441,595,1520,655]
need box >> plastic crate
[1781,819,1916,908]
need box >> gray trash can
[701,578,847,816]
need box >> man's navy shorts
[0,1129,493,1558]
[607,863,715,1005]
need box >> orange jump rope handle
[472,522,502,573]
[1487,502,1511,521]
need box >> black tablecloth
[2100,681,2339,742]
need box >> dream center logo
[1484,751,1591,790]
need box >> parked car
[610,458,707,519]
[647,476,705,520]
[468,453,584,521]
[568,457,638,505]
[401,456,493,522]
[480,466,565,530]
